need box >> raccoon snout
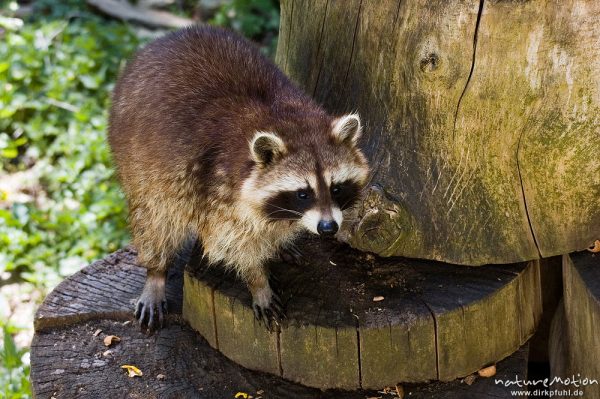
[317,220,338,236]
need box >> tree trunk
[276,0,600,265]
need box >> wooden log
[184,236,542,389]
[30,248,531,398]
[549,251,600,397]
[87,0,193,29]
[276,0,600,265]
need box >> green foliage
[0,6,141,396]
[211,0,280,56]
[0,0,280,396]
[0,9,140,284]
[0,326,30,399]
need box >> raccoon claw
[134,271,167,331]
[252,290,286,331]
[279,244,306,265]
[253,305,273,332]
[135,298,167,331]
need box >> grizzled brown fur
[108,26,369,330]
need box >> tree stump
[184,237,541,390]
[276,0,600,265]
[549,251,600,398]
[30,248,532,398]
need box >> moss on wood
[277,0,600,264]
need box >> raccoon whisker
[265,212,302,220]
[265,203,303,216]
[265,210,300,218]
[266,209,301,217]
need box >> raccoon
[108,26,369,330]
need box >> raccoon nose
[317,220,338,236]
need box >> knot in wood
[420,53,440,73]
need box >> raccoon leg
[130,202,187,331]
[245,268,285,331]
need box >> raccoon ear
[250,131,287,166]
[331,113,362,146]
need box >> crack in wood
[420,299,440,381]
[312,0,330,97]
[355,321,363,389]
[342,0,363,91]
[276,328,284,376]
[452,0,485,138]
[211,285,219,350]
[517,121,543,258]
[284,0,295,73]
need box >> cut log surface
[549,251,600,398]
[184,237,541,389]
[277,0,600,265]
[31,248,531,398]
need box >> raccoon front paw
[135,274,167,331]
[279,244,306,265]
[252,285,285,332]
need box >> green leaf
[1,148,18,159]
[79,74,100,89]
[1,328,19,369]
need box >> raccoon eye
[331,185,341,196]
[297,190,310,200]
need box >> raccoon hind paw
[134,289,168,331]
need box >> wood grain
[277,0,600,265]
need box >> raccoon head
[242,113,369,237]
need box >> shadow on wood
[549,251,600,398]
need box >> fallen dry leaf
[373,296,384,302]
[157,374,165,380]
[463,374,477,385]
[234,393,249,399]
[93,329,102,337]
[121,364,143,378]
[478,365,496,378]
[588,240,600,253]
[104,335,121,347]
